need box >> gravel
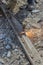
[0,11,30,65]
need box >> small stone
[32,10,40,13]
[5,44,12,50]
[14,49,18,52]
[11,43,15,49]
[7,51,11,58]
[25,23,31,29]
[0,34,6,40]
[16,46,18,49]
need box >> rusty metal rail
[0,2,43,65]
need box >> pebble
[0,39,4,43]
[7,51,11,58]
[25,23,31,29]
[16,46,19,49]
[32,10,40,13]
[0,34,6,40]
[5,44,12,50]
[2,0,6,3]
[14,49,18,52]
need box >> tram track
[0,1,43,65]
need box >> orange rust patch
[25,29,40,38]
[25,31,34,38]
[20,28,43,39]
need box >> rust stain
[20,28,43,43]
